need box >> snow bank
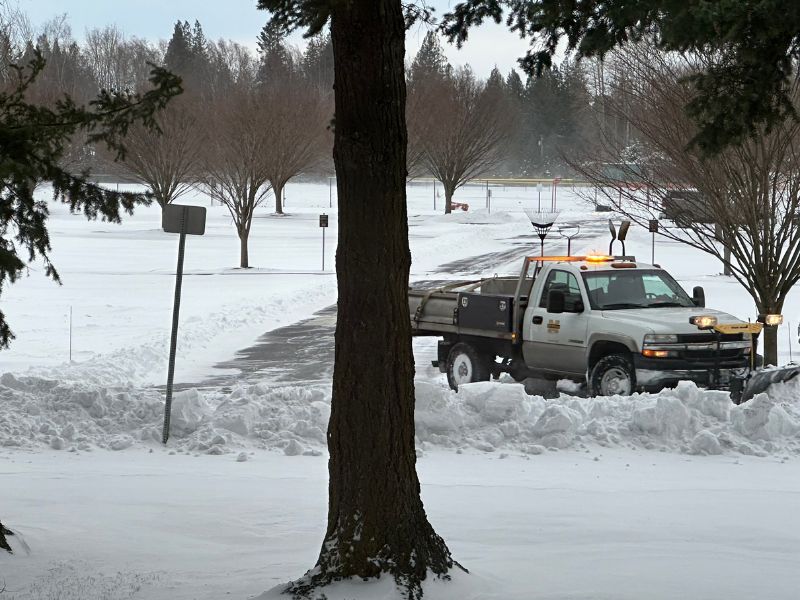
[2,369,799,457]
[0,373,330,455]
[415,379,800,456]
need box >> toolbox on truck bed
[456,292,514,333]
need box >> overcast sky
[19,0,534,77]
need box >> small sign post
[551,178,561,211]
[161,204,206,444]
[537,183,543,212]
[649,219,659,264]
[319,213,329,271]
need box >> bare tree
[405,76,429,179]
[84,25,127,91]
[197,82,272,268]
[117,98,201,208]
[0,2,32,77]
[573,46,800,365]
[206,40,255,98]
[417,67,510,213]
[84,26,161,92]
[260,79,330,214]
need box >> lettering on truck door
[523,268,589,376]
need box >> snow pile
[414,379,800,456]
[0,373,329,455]
[2,370,799,457]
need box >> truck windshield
[581,270,695,310]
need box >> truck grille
[682,348,745,360]
[677,333,744,343]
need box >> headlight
[643,334,678,345]
[642,348,677,358]
[690,315,718,330]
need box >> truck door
[522,268,589,377]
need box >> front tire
[590,354,636,397]
[446,342,490,391]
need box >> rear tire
[446,342,490,391]
[590,354,636,397]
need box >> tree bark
[287,0,456,596]
[274,184,284,214]
[763,325,778,366]
[759,297,784,366]
[239,229,250,268]
[444,185,454,214]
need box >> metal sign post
[320,213,329,270]
[551,178,560,211]
[161,204,206,444]
[537,183,542,212]
[649,219,659,264]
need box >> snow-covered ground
[2,181,800,599]
[4,448,800,600]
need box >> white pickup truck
[409,255,759,397]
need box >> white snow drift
[2,369,799,458]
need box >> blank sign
[162,204,207,236]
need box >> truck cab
[520,258,752,395]
[409,255,757,396]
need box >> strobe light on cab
[690,315,718,330]
[585,254,614,263]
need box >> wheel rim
[600,366,632,396]
[452,353,474,385]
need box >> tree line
[6,13,594,224]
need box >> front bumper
[633,355,749,391]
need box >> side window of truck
[538,270,583,312]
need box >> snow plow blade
[740,364,800,403]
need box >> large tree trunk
[760,296,784,366]
[274,184,284,215]
[287,0,456,597]
[444,185,454,214]
[239,228,250,269]
[763,325,778,366]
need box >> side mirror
[548,290,565,314]
[573,299,585,313]
[693,286,705,308]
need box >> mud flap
[740,364,800,403]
